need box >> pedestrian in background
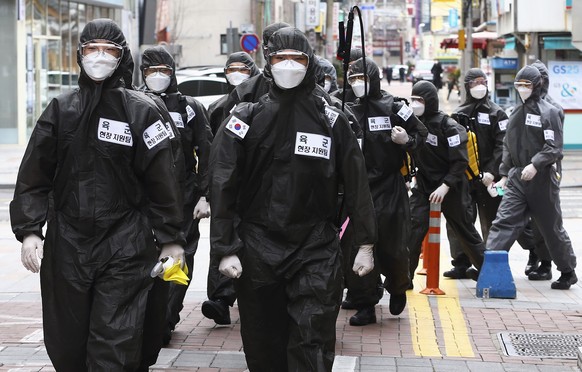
[209,27,377,371]
[10,19,186,370]
[431,61,443,90]
[138,45,213,365]
[407,81,485,284]
[341,57,427,326]
[486,65,577,290]
[399,66,406,83]
[386,66,393,85]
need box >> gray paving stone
[210,351,247,368]
[171,350,215,368]
[359,356,396,366]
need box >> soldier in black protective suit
[521,60,567,280]
[209,27,377,372]
[208,51,261,135]
[315,55,339,94]
[137,45,213,368]
[332,47,363,104]
[442,68,507,278]
[10,19,186,371]
[486,65,577,290]
[408,81,485,283]
[201,22,290,326]
[444,68,548,280]
[209,22,291,131]
[340,57,427,326]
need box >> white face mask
[226,72,250,86]
[324,80,332,92]
[470,85,487,100]
[350,80,369,98]
[145,72,171,93]
[411,101,425,117]
[271,60,308,89]
[82,51,120,82]
[517,86,533,102]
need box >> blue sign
[449,9,458,28]
[491,58,518,70]
[240,34,260,53]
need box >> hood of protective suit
[515,65,542,103]
[531,60,550,98]
[261,22,291,65]
[348,57,382,99]
[314,56,338,92]
[349,48,363,63]
[411,80,439,116]
[463,68,487,104]
[226,51,261,78]
[264,27,316,93]
[140,45,177,93]
[77,18,133,89]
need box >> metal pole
[326,0,334,61]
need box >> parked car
[411,59,437,84]
[176,75,230,109]
[175,65,226,79]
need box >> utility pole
[326,0,334,61]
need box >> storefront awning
[543,36,575,50]
[440,31,504,50]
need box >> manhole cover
[498,332,582,358]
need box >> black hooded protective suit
[139,45,213,367]
[209,27,376,372]
[487,66,576,274]
[314,55,339,93]
[408,81,484,280]
[10,19,185,371]
[342,58,427,306]
[210,23,291,133]
[208,51,261,134]
[444,68,509,271]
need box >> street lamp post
[418,22,425,59]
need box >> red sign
[240,33,260,53]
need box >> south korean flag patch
[397,104,413,121]
[226,116,250,139]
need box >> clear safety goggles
[225,65,251,75]
[347,73,368,85]
[81,41,122,58]
[410,95,425,104]
[514,80,533,89]
[269,50,309,66]
[468,78,487,88]
[144,65,173,77]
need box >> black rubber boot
[465,267,479,281]
[443,267,468,279]
[341,298,357,310]
[524,250,539,276]
[201,298,231,325]
[528,260,552,281]
[551,271,578,290]
[349,306,377,326]
[389,293,407,315]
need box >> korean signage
[548,61,582,110]
[491,58,518,70]
[305,0,319,27]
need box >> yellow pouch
[161,258,190,286]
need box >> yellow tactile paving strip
[407,255,475,358]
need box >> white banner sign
[305,0,319,27]
[548,61,582,110]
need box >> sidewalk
[1,218,581,371]
[1,98,582,371]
